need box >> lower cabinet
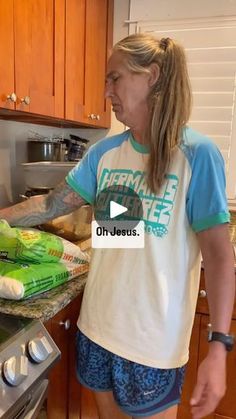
[44,271,236,419]
[44,293,83,419]
[178,270,236,419]
[178,315,236,419]
[80,387,99,419]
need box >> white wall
[130,0,236,21]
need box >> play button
[110,201,128,219]
[94,185,143,233]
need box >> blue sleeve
[65,144,98,204]
[186,141,230,232]
[65,132,129,204]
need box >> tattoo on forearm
[0,181,86,227]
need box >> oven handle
[21,379,49,419]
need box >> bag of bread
[0,258,89,300]
[0,220,90,265]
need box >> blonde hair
[113,33,192,193]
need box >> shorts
[76,330,186,417]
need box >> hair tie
[159,38,170,51]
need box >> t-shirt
[66,126,230,368]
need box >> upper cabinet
[0,0,65,118]
[0,0,113,128]
[0,0,14,111]
[65,0,113,128]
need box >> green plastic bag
[0,258,89,300]
[0,220,90,265]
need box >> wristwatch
[208,331,235,352]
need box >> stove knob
[3,355,28,386]
[28,336,53,363]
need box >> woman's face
[105,51,153,128]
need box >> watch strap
[208,331,235,352]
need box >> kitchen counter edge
[0,273,87,322]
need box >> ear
[148,63,160,87]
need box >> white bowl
[21,161,78,189]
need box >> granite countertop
[0,273,87,322]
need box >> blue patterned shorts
[76,330,186,417]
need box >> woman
[0,34,235,419]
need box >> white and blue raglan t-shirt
[66,126,229,368]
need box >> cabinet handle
[88,113,100,121]
[20,96,31,105]
[199,289,207,298]
[7,92,17,102]
[59,319,71,330]
[88,113,96,120]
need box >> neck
[130,109,150,144]
[130,129,146,144]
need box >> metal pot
[27,140,67,162]
[67,134,89,161]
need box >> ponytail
[148,38,192,192]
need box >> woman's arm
[0,180,86,227]
[191,223,235,419]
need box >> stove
[0,313,60,419]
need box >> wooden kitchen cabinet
[65,0,113,128]
[45,293,83,419]
[0,0,15,111]
[80,386,99,419]
[0,0,113,128]
[0,0,65,118]
[178,270,236,419]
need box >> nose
[105,79,114,99]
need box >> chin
[114,112,125,124]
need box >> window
[129,17,236,203]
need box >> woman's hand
[190,345,227,418]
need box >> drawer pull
[7,92,17,102]
[59,319,71,330]
[88,113,100,121]
[199,289,207,298]
[20,95,30,105]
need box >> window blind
[129,17,236,200]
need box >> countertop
[0,273,87,322]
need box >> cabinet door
[65,0,113,128]
[83,0,113,128]
[177,314,201,419]
[46,307,70,419]
[80,386,100,419]
[45,294,83,419]
[67,293,99,419]
[14,0,65,117]
[68,294,83,419]
[65,0,86,123]
[198,316,236,419]
[0,0,15,110]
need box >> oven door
[15,379,48,419]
